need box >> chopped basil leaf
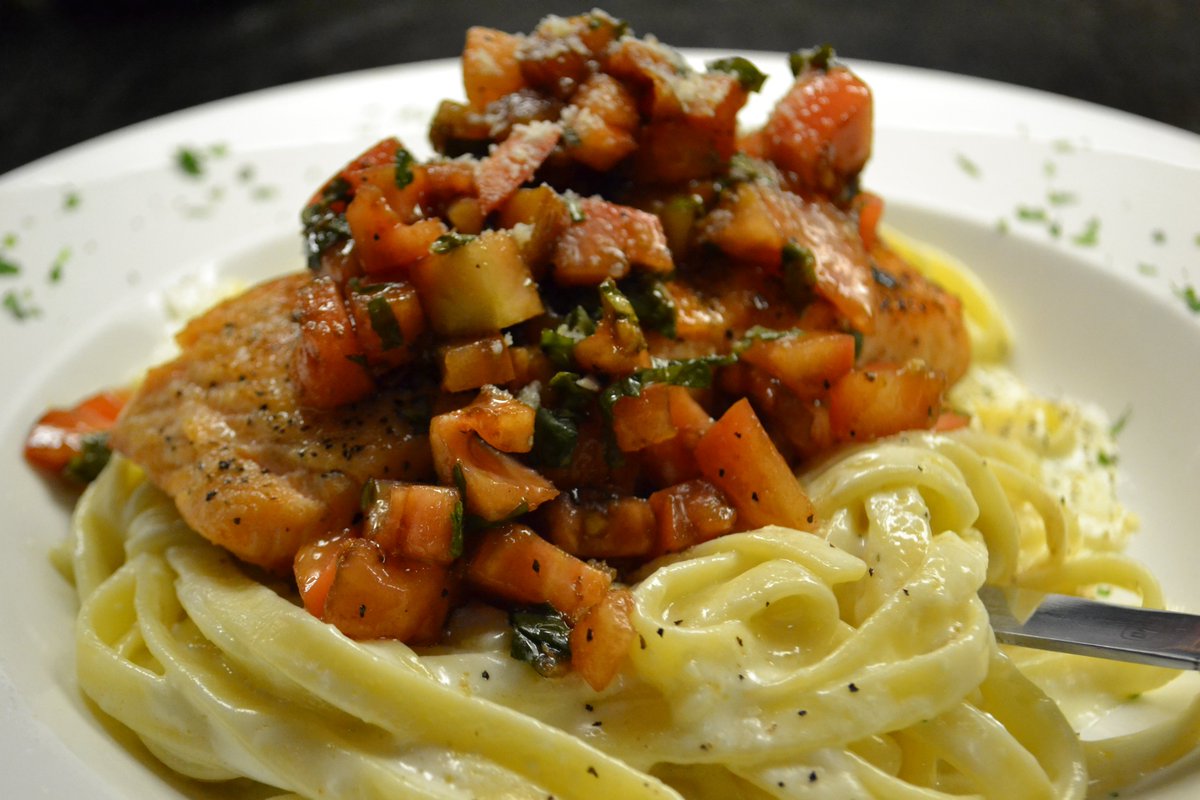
[366,294,405,350]
[734,326,800,352]
[1071,217,1100,247]
[429,231,477,254]
[623,278,677,338]
[600,355,735,415]
[781,240,817,306]
[0,256,19,276]
[723,153,770,188]
[509,604,572,677]
[598,278,637,321]
[788,44,836,76]
[452,461,468,498]
[548,371,600,412]
[64,432,112,483]
[706,56,767,93]
[540,306,596,369]
[394,147,416,189]
[450,499,464,558]
[1097,451,1118,466]
[301,177,353,269]
[360,478,382,511]
[532,406,579,468]
[955,153,981,178]
[850,328,864,359]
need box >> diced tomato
[933,410,971,432]
[638,386,714,487]
[573,72,639,130]
[444,197,486,235]
[444,385,537,453]
[570,588,636,691]
[854,190,885,251]
[828,362,947,442]
[564,73,639,171]
[409,229,544,337]
[541,493,657,559]
[737,127,768,159]
[462,27,525,111]
[345,280,427,370]
[476,122,562,215]
[292,276,375,409]
[762,65,873,197]
[294,537,346,617]
[423,159,478,208]
[648,479,738,554]
[466,524,612,620]
[572,316,652,376]
[305,137,404,211]
[693,398,816,531]
[317,538,454,642]
[739,331,856,399]
[24,388,129,474]
[702,184,876,332]
[346,184,446,276]
[429,388,558,521]
[496,185,568,275]
[554,197,673,286]
[438,334,517,393]
[610,383,677,452]
[364,481,462,565]
[506,345,555,388]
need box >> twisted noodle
[60,241,1199,797]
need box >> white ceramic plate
[2,53,1199,798]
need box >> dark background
[2,0,1197,177]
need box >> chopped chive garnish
[2,288,40,320]
[176,147,205,177]
[1176,284,1200,314]
[955,153,980,178]
[1071,217,1100,247]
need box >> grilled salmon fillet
[110,273,433,572]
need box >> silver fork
[978,585,1200,670]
